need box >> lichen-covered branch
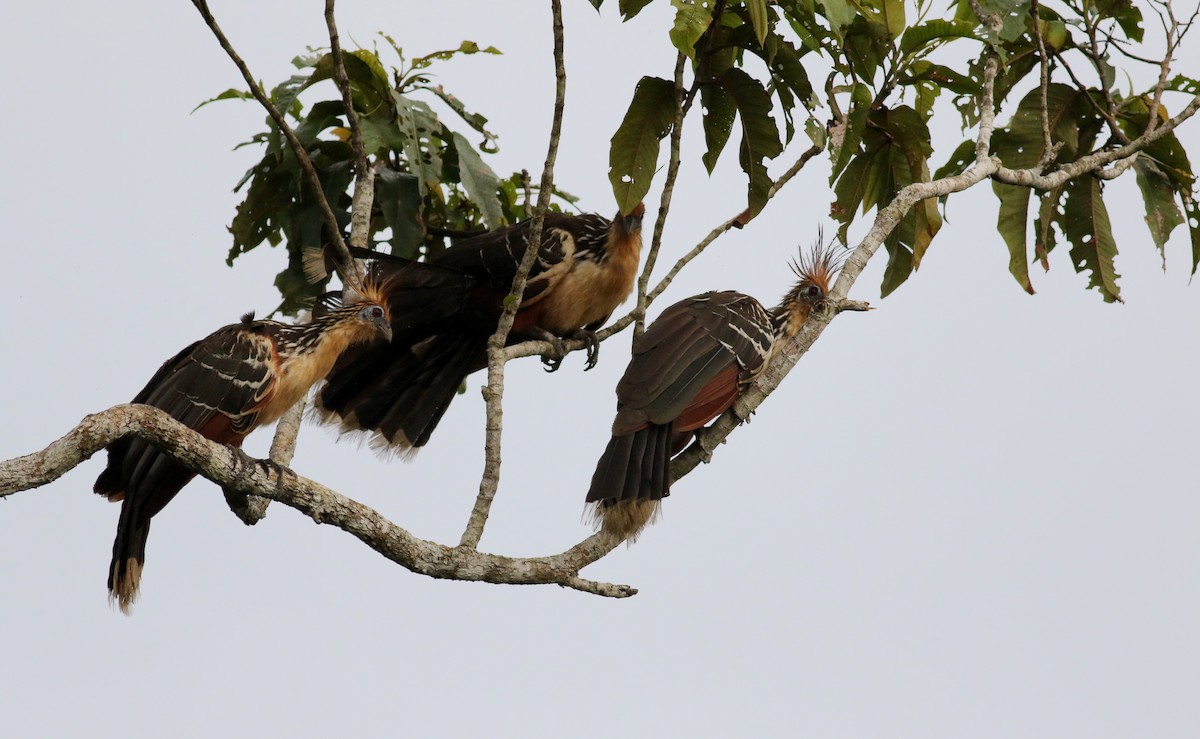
[0,404,633,597]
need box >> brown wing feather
[95,321,281,613]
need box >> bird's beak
[375,319,393,342]
[617,202,645,235]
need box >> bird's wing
[612,291,773,434]
[96,323,280,504]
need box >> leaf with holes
[993,182,1035,293]
[701,83,737,173]
[719,68,783,216]
[1063,177,1121,302]
[670,0,712,59]
[1132,155,1184,266]
[609,76,676,214]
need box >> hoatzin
[586,241,843,541]
[93,287,392,613]
[313,205,644,453]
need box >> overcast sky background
[2,2,1198,737]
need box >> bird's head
[318,279,394,343]
[775,231,846,336]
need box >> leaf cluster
[199,38,576,314]
[600,0,1197,300]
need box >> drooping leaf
[375,166,423,258]
[1132,155,1184,266]
[831,82,872,181]
[719,68,783,217]
[452,132,504,230]
[747,0,770,46]
[609,76,677,214]
[1062,176,1122,302]
[880,232,913,298]
[993,182,1035,293]
[700,83,737,173]
[1034,185,1064,269]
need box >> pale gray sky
[3,2,1198,737]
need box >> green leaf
[993,182,1035,293]
[992,84,1084,168]
[192,88,255,113]
[423,84,498,152]
[620,0,655,21]
[1034,185,1064,268]
[375,166,423,258]
[609,76,677,214]
[880,233,913,298]
[1063,176,1122,302]
[899,60,981,96]
[747,0,770,46]
[1095,0,1143,43]
[670,0,713,59]
[452,132,504,230]
[719,68,782,216]
[700,83,737,173]
[1164,74,1200,95]
[831,82,872,182]
[588,0,605,9]
[879,0,905,39]
[974,0,1031,42]
[899,19,978,54]
[804,117,827,148]
[1129,156,1182,271]
[820,0,858,34]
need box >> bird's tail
[316,331,485,453]
[585,423,674,541]
[108,500,150,615]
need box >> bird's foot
[540,337,569,373]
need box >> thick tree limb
[0,405,633,597]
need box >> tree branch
[634,52,688,340]
[0,405,633,597]
[461,0,567,550]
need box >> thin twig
[460,0,567,550]
[1030,0,1059,167]
[189,0,362,290]
[634,52,688,340]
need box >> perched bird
[585,241,843,541]
[93,286,392,613]
[314,206,644,453]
